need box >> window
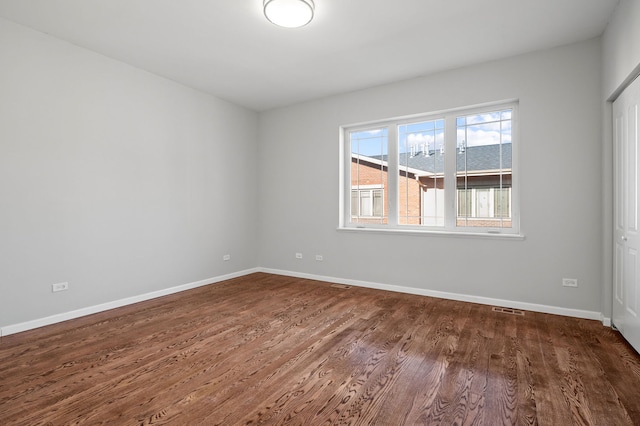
[457,187,512,222]
[341,101,519,235]
[351,186,384,219]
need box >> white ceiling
[0,0,619,111]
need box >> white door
[476,189,490,217]
[613,74,640,354]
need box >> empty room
[1,0,640,424]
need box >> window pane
[494,188,511,218]
[398,119,445,226]
[373,189,384,217]
[351,190,358,216]
[350,128,388,224]
[351,188,384,218]
[456,109,512,228]
[475,188,491,217]
[457,189,472,217]
[361,190,373,216]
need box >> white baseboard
[259,267,606,324]
[1,267,608,337]
[0,268,260,337]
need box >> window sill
[337,226,525,240]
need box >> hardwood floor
[1,273,639,425]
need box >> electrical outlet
[315,255,323,261]
[223,254,231,261]
[562,278,578,288]
[52,282,69,292]
[295,253,303,259]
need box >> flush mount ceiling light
[264,0,315,28]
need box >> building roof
[356,143,512,176]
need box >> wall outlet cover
[52,282,69,292]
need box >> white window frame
[339,100,521,238]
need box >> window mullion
[388,126,399,226]
[444,114,457,230]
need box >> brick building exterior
[351,144,512,228]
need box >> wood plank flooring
[1,272,639,425]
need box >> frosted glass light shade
[264,0,315,28]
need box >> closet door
[613,75,640,354]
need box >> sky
[351,109,512,157]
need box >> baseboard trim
[1,267,607,337]
[0,268,260,337]
[259,268,605,323]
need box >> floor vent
[331,284,351,289]
[492,306,525,316]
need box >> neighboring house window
[351,186,384,218]
[341,101,519,235]
[457,187,512,221]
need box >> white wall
[0,18,259,330]
[603,0,640,99]
[258,39,603,314]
